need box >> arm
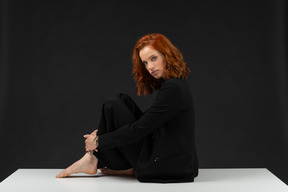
[98,80,184,151]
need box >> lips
[151,70,158,75]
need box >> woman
[56,33,198,183]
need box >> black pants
[93,93,143,170]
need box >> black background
[1,0,287,184]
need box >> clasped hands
[84,129,98,152]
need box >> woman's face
[139,45,165,79]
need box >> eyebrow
[142,54,156,62]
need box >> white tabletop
[0,168,287,192]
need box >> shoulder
[160,78,187,91]
[156,78,189,100]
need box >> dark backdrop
[1,0,287,184]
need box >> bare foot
[100,167,135,176]
[56,152,98,178]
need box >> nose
[147,62,155,71]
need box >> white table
[0,169,287,192]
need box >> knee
[103,95,122,110]
[103,93,132,111]
[119,93,132,101]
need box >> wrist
[93,136,99,149]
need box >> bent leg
[95,94,143,171]
[56,94,142,178]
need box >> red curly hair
[132,33,190,96]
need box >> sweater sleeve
[98,79,184,151]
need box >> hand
[90,129,97,136]
[84,130,98,152]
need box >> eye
[151,56,157,61]
[143,61,148,65]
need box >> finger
[83,134,90,138]
[92,130,98,135]
[100,167,108,171]
[100,168,106,172]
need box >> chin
[153,76,161,79]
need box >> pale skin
[140,45,166,79]
[56,45,165,178]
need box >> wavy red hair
[132,33,190,96]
